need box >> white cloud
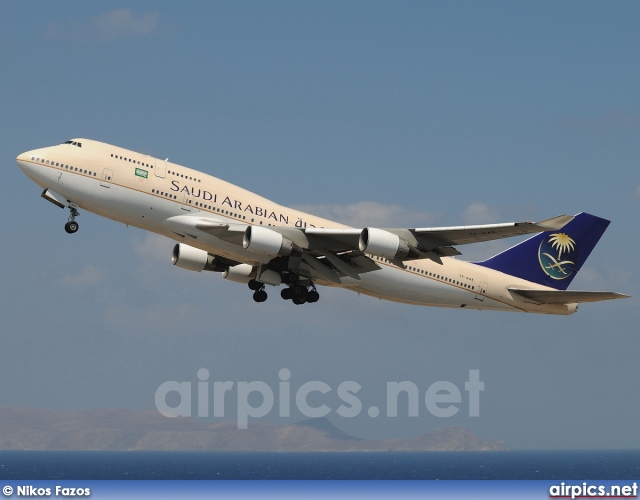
[292,201,436,228]
[461,202,501,225]
[571,264,635,295]
[132,233,175,267]
[94,8,159,41]
[46,8,159,41]
[56,265,105,288]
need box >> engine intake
[359,228,412,259]
[243,226,293,258]
[171,244,225,272]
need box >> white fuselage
[17,139,574,315]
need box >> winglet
[532,214,574,231]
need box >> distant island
[0,408,507,451]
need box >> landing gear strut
[248,279,268,303]
[64,207,80,234]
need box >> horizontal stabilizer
[509,288,630,304]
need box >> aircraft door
[155,158,166,179]
[100,168,114,188]
[181,191,193,211]
[474,281,488,301]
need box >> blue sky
[1,1,639,449]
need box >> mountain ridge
[0,408,507,451]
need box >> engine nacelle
[223,263,254,284]
[171,244,224,272]
[243,226,293,258]
[359,228,411,259]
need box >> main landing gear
[64,207,80,234]
[248,279,268,303]
[248,273,320,305]
[280,273,320,305]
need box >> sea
[0,450,638,480]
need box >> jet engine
[359,228,413,260]
[223,263,254,284]
[243,226,293,258]
[171,244,225,272]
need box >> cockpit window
[62,140,82,148]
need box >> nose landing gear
[64,207,80,234]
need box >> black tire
[307,290,320,303]
[281,288,292,300]
[248,279,261,291]
[292,296,307,305]
[292,284,307,297]
[64,221,78,234]
[285,273,298,284]
[253,290,267,302]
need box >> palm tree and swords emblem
[538,233,578,280]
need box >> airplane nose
[16,150,41,178]
[16,151,31,171]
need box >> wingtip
[535,214,575,231]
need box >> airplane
[17,138,629,315]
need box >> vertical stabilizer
[475,213,610,290]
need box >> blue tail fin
[475,213,610,290]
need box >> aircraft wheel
[307,290,320,303]
[253,290,268,302]
[292,284,307,297]
[281,288,292,300]
[292,295,306,305]
[284,273,298,284]
[64,221,79,234]
[248,279,261,291]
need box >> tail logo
[538,233,579,280]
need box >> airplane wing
[385,214,574,249]
[300,214,573,252]
[302,214,573,266]
[509,288,630,304]
[162,213,574,281]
